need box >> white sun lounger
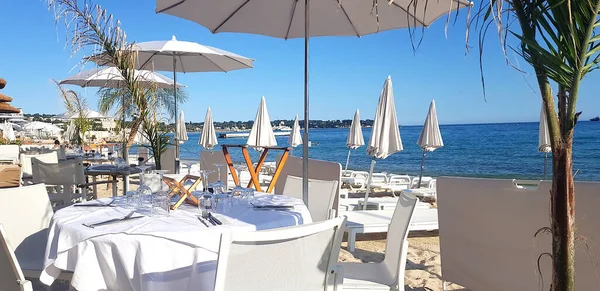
[343,208,439,252]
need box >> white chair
[0,184,53,278]
[31,158,116,206]
[0,223,33,291]
[20,151,58,180]
[341,193,418,291]
[282,175,339,222]
[410,176,432,189]
[389,175,411,195]
[214,216,347,291]
[159,147,176,174]
[349,171,369,189]
[0,145,20,164]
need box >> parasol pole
[302,0,310,205]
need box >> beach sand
[40,179,457,291]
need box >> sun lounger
[343,208,439,252]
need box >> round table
[41,194,312,291]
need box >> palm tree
[97,87,188,146]
[54,80,91,145]
[48,0,159,159]
[475,0,600,289]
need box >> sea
[168,121,600,181]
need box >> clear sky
[1,0,598,125]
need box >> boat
[591,116,600,121]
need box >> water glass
[199,193,214,217]
[213,193,232,214]
[243,188,255,203]
[151,195,171,217]
[126,190,140,208]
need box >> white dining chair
[0,223,33,291]
[214,216,347,291]
[0,184,53,278]
[282,175,339,221]
[31,158,117,206]
[340,193,418,291]
[19,151,58,180]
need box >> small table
[221,145,290,193]
[84,165,142,197]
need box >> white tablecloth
[41,194,312,291]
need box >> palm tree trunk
[551,133,575,291]
[126,117,143,147]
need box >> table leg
[266,149,290,193]
[111,175,118,197]
[123,175,130,196]
[241,147,262,192]
[222,146,239,187]
[347,229,357,252]
[92,176,98,198]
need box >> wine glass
[210,163,226,194]
[198,169,214,192]
[231,165,246,197]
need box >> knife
[83,211,142,228]
[209,213,222,225]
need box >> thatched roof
[0,103,20,114]
[0,94,13,102]
[0,79,5,90]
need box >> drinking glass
[136,165,153,206]
[198,169,214,192]
[213,193,232,214]
[199,193,214,218]
[126,190,140,208]
[152,193,171,217]
[211,163,226,194]
[231,166,246,197]
[243,187,255,203]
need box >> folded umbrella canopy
[364,76,403,209]
[416,99,444,187]
[247,96,277,149]
[345,109,365,171]
[288,115,302,148]
[199,107,218,150]
[539,104,552,179]
[90,36,254,173]
[157,0,472,203]
[177,110,189,144]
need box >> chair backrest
[341,170,354,178]
[352,171,369,179]
[389,175,411,185]
[0,224,31,291]
[19,151,58,177]
[57,147,66,160]
[159,147,176,174]
[381,193,417,286]
[282,176,338,222]
[0,145,20,164]
[370,173,388,184]
[31,158,86,186]
[200,151,228,188]
[428,178,437,189]
[214,216,347,291]
[275,156,342,216]
[0,184,53,268]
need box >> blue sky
[1,0,598,125]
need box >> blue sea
[169,122,600,181]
